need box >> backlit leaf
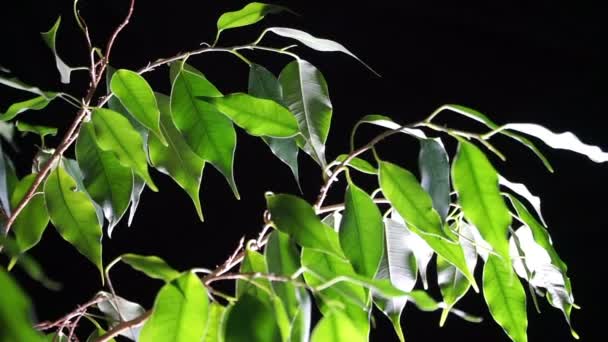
[335,154,377,174]
[97,292,146,341]
[203,302,226,342]
[499,175,547,227]
[216,3,287,40]
[120,253,180,282]
[310,310,367,342]
[350,114,426,150]
[0,268,45,342]
[16,121,57,140]
[223,294,282,342]
[10,174,49,254]
[41,17,84,83]
[419,138,450,221]
[0,93,58,122]
[0,143,17,214]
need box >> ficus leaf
[0,143,17,215]
[203,302,227,342]
[127,175,145,227]
[280,59,332,168]
[0,76,52,96]
[44,166,103,277]
[149,93,205,221]
[120,253,180,282]
[310,310,367,342]
[110,69,167,145]
[237,248,273,299]
[499,175,547,227]
[0,93,58,122]
[419,138,450,221]
[90,108,158,192]
[97,292,146,341]
[334,154,377,174]
[16,121,57,140]
[0,268,45,342]
[350,114,426,150]
[10,174,49,254]
[140,272,209,342]
[223,294,282,342]
[216,2,288,41]
[40,17,85,84]
[390,212,434,289]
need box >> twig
[35,295,103,332]
[93,310,152,342]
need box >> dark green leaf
[0,143,17,214]
[0,268,44,341]
[149,93,205,221]
[280,60,332,167]
[10,174,49,254]
[223,294,282,342]
[110,69,167,145]
[483,255,528,342]
[16,121,57,140]
[311,310,367,342]
[419,138,450,221]
[44,166,103,276]
[452,140,512,262]
[91,108,158,191]
[97,291,146,341]
[120,253,180,282]
[140,272,208,342]
[41,17,84,83]
[216,2,287,39]
[1,235,59,289]
[339,183,384,278]
[76,122,132,236]
[170,64,239,198]
[335,154,377,174]
[266,193,343,257]
[238,248,272,298]
[61,158,105,226]
[0,93,58,122]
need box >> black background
[1,0,605,341]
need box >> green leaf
[97,292,145,341]
[0,93,58,122]
[238,248,272,298]
[0,143,17,214]
[91,108,158,191]
[339,183,384,278]
[127,176,145,226]
[170,64,239,198]
[1,236,59,289]
[216,2,287,40]
[44,166,103,276]
[419,138,450,221]
[0,268,45,342]
[263,27,377,75]
[335,154,377,174]
[203,302,226,342]
[110,69,167,145]
[0,76,51,96]
[149,93,205,221]
[452,140,512,262]
[140,272,209,342]
[120,253,180,282]
[204,93,299,138]
[390,212,434,289]
[76,122,133,236]
[280,60,332,168]
[499,175,547,227]
[61,158,105,226]
[311,310,367,342]
[16,121,57,140]
[266,193,343,257]
[248,63,300,188]
[41,17,84,83]
[379,161,478,290]
[483,255,528,342]
[350,114,426,150]
[10,174,49,254]
[223,294,282,342]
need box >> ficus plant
[0,1,604,341]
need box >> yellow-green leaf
[120,254,180,282]
[10,174,49,254]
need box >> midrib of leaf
[231,104,294,130]
[54,169,96,248]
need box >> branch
[94,309,152,342]
[35,295,103,332]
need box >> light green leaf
[110,69,167,145]
[203,302,226,342]
[106,66,150,140]
[311,310,367,342]
[170,64,239,198]
[280,60,332,168]
[248,63,300,187]
[266,193,343,257]
[339,183,384,278]
[10,174,49,254]
[149,93,205,221]
[91,108,158,191]
[41,17,85,83]
[483,255,528,342]
[204,93,299,138]
[419,138,450,221]
[120,253,180,282]
[140,272,208,342]
[238,248,272,298]
[0,268,45,342]
[97,292,146,341]
[16,121,57,140]
[334,154,377,174]
[379,161,477,290]
[0,93,58,122]
[350,114,426,150]
[44,166,103,276]
[223,294,282,342]
[263,27,377,75]
[216,2,287,40]
[452,140,512,262]
[76,122,132,236]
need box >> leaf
[203,302,226,342]
[280,60,332,168]
[499,175,547,227]
[0,143,18,214]
[0,268,45,342]
[223,294,282,342]
[0,76,52,96]
[263,27,377,75]
[334,154,377,174]
[128,176,145,226]
[248,63,300,187]
[1,236,59,289]
[61,158,105,226]
[120,254,180,282]
[16,121,57,140]
[110,69,167,145]
[0,93,58,122]
[149,93,205,221]
[339,183,384,278]
[237,248,272,298]
[140,272,208,342]
[501,122,608,163]
[390,212,434,289]
[91,108,158,191]
[44,166,103,276]
[204,93,299,138]
[311,310,367,342]
[40,17,84,83]
[379,161,478,290]
[266,193,343,257]
[452,140,512,262]
[350,114,426,150]
[170,64,239,198]
[10,174,49,254]
[216,2,287,40]
[439,105,553,172]
[419,138,450,221]
[483,255,528,342]
[97,292,146,341]
[76,122,133,236]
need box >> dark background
[1,0,605,340]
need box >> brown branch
[93,309,152,342]
[35,295,103,331]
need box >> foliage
[0,1,603,341]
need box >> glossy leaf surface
[120,254,180,282]
[10,174,49,253]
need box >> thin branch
[103,0,135,70]
[35,295,103,331]
[93,310,151,342]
